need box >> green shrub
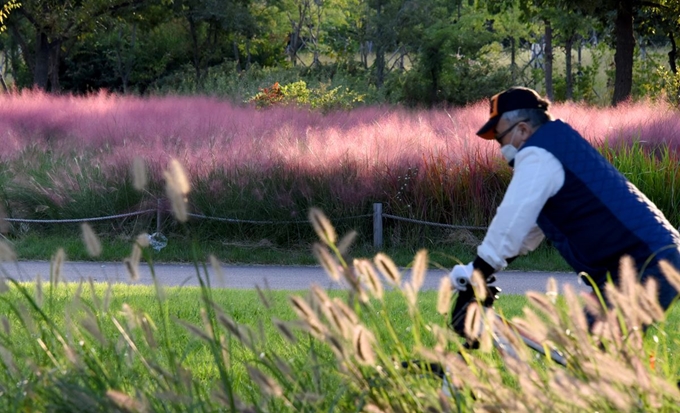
[248,80,366,111]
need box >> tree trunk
[34,32,49,90]
[375,42,386,87]
[246,39,252,70]
[544,19,554,101]
[565,33,574,100]
[9,24,33,76]
[374,0,385,87]
[188,17,201,81]
[48,39,61,92]
[669,31,677,75]
[510,37,516,83]
[116,23,137,93]
[233,40,241,72]
[611,0,634,106]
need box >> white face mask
[500,128,520,162]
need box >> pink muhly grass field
[0,90,678,224]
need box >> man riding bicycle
[449,87,680,334]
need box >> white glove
[449,262,474,291]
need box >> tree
[0,0,19,91]
[2,0,150,91]
[171,0,257,79]
[0,0,18,31]
[489,3,536,84]
[553,0,680,105]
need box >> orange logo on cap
[489,92,500,118]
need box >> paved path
[0,261,590,295]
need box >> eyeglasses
[495,118,529,143]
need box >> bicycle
[401,276,566,386]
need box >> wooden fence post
[157,198,162,234]
[373,203,383,249]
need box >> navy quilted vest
[519,120,680,285]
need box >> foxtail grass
[0,161,677,411]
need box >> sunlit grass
[0,91,678,248]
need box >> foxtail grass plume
[374,253,401,286]
[255,285,272,309]
[131,156,147,191]
[618,255,638,302]
[308,207,337,246]
[136,233,150,248]
[209,254,225,287]
[463,302,483,342]
[470,270,487,301]
[289,295,327,338]
[179,319,212,342]
[526,291,560,325]
[140,316,158,349]
[313,293,356,340]
[310,284,332,308]
[660,259,680,292]
[200,308,215,341]
[272,318,297,344]
[163,158,190,223]
[81,223,102,257]
[107,389,147,412]
[247,365,283,397]
[563,284,591,352]
[640,278,664,322]
[124,244,142,281]
[410,249,427,293]
[331,297,359,326]
[337,230,357,256]
[81,316,106,345]
[581,291,605,321]
[479,308,495,353]
[546,277,558,303]
[35,274,43,306]
[353,258,383,300]
[436,276,452,315]
[51,248,65,285]
[352,325,377,366]
[312,243,340,282]
[511,308,548,343]
[0,240,16,262]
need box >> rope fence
[4,209,157,224]
[2,202,487,248]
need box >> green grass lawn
[8,232,574,273]
[2,264,679,411]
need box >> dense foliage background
[0,0,679,107]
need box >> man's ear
[518,123,532,142]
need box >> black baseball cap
[476,87,550,140]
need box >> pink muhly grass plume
[0,91,677,215]
[551,100,680,148]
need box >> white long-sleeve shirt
[477,146,565,271]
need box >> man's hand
[448,263,501,345]
[449,263,474,291]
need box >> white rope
[186,212,372,225]
[3,207,483,230]
[4,209,156,224]
[382,213,487,230]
